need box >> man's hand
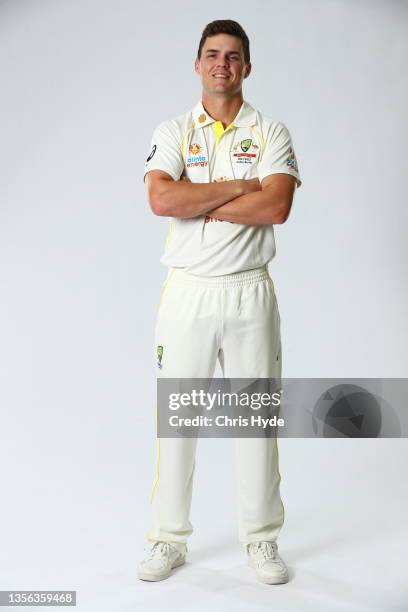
[240,177,262,195]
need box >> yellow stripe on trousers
[150,268,176,505]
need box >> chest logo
[189,143,201,155]
[187,141,208,168]
[232,139,259,164]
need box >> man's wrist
[234,179,246,198]
[233,178,262,198]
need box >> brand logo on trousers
[157,345,163,369]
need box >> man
[138,19,302,584]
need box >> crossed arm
[144,170,296,225]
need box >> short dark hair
[197,20,250,64]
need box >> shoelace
[252,541,278,561]
[149,541,172,559]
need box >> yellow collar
[191,99,257,130]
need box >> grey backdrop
[1,0,407,610]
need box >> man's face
[195,33,251,96]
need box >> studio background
[1,0,407,610]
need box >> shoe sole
[248,557,289,585]
[138,556,186,582]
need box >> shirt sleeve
[257,121,302,188]
[143,120,184,182]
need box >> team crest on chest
[240,138,252,152]
[232,138,259,165]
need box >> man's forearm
[152,178,249,218]
[207,190,285,225]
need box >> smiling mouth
[212,74,230,79]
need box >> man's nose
[216,56,229,68]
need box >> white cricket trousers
[147,265,284,553]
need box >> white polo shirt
[144,99,302,276]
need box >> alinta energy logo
[187,142,208,168]
[189,143,201,155]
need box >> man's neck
[201,92,244,129]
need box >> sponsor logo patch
[189,143,201,155]
[187,155,208,168]
[146,144,156,162]
[286,147,298,172]
[204,215,234,224]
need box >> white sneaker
[138,541,186,582]
[247,541,289,584]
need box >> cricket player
[138,19,302,584]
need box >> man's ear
[194,58,200,75]
[244,62,252,78]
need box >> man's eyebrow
[204,49,241,55]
